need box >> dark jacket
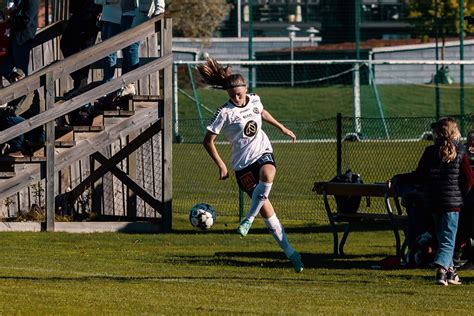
[12,0,38,45]
[465,143,474,170]
[422,144,465,211]
[396,142,474,212]
[60,0,101,57]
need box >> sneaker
[289,252,304,273]
[118,83,136,97]
[435,268,448,286]
[7,150,23,158]
[237,218,252,237]
[447,267,462,285]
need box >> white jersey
[207,94,273,171]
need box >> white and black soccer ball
[189,203,217,230]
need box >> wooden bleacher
[0,14,173,232]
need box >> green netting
[172,116,472,222]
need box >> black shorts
[235,153,276,196]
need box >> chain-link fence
[173,115,474,222]
[172,59,474,223]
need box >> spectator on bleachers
[117,0,165,97]
[60,0,101,91]
[118,0,139,97]
[98,0,121,83]
[132,0,165,27]
[0,68,44,157]
[0,0,38,78]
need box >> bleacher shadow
[208,251,382,270]
[173,222,397,235]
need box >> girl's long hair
[196,58,246,89]
[432,117,461,163]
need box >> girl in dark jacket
[410,118,474,285]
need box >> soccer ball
[189,203,217,230]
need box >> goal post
[173,58,474,141]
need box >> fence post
[337,112,342,176]
[353,62,361,134]
[43,71,55,231]
[460,0,465,136]
[172,62,181,142]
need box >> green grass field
[178,85,474,121]
[3,84,474,313]
[0,216,473,314]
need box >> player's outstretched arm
[261,109,296,143]
[203,131,229,180]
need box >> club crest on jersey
[244,121,258,137]
[253,107,259,114]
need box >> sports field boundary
[0,222,161,233]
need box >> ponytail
[197,58,246,90]
[432,117,461,163]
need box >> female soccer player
[197,58,304,273]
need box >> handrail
[0,53,172,144]
[0,15,171,145]
[0,13,166,103]
[32,20,67,47]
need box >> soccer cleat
[289,251,304,273]
[447,267,462,285]
[435,268,448,286]
[237,218,252,237]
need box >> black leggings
[235,153,276,197]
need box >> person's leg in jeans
[0,36,33,78]
[101,21,121,82]
[0,115,26,152]
[433,211,459,270]
[11,39,34,76]
[120,15,140,74]
[433,211,460,285]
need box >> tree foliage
[167,0,229,38]
[407,0,474,38]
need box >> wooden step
[0,155,46,163]
[131,95,163,102]
[56,125,105,133]
[0,171,15,178]
[102,109,134,117]
[0,164,15,178]
[28,140,76,149]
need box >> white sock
[263,213,295,258]
[245,181,272,223]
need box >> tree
[167,0,229,38]
[407,0,474,39]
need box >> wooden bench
[313,181,408,257]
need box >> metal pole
[435,0,440,119]
[172,63,181,142]
[355,0,360,60]
[290,33,294,87]
[337,113,342,176]
[248,0,254,92]
[241,0,254,220]
[460,0,465,135]
[237,0,241,38]
[353,0,361,134]
[353,63,361,134]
